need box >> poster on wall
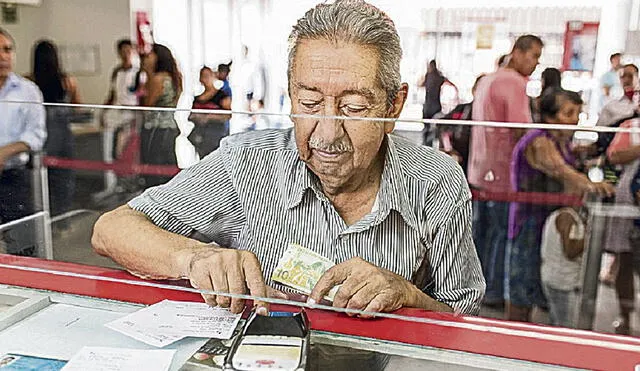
[476,24,495,50]
[562,21,599,72]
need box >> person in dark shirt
[420,60,447,146]
[188,66,231,158]
[438,74,485,174]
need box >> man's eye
[340,104,368,115]
[300,101,321,110]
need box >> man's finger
[190,268,216,306]
[345,283,379,316]
[243,253,269,315]
[309,264,348,304]
[228,263,247,314]
[211,266,230,308]
[360,295,388,319]
[332,277,366,308]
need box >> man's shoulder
[391,135,465,185]
[220,128,296,155]
[11,74,42,100]
[492,68,526,86]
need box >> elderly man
[93,0,484,316]
[597,64,638,128]
[0,28,46,228]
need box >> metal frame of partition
[0,152,53,260]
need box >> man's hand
[308,257,424,316]
[180,246,268,314]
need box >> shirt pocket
[9,106,28,138]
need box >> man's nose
[315,98,344,143]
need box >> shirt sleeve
[607,121,633,158]
[19,86,46,152]
[128,140,246,247]
[421,173,485,315]
[596,105,612,126]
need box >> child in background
[540,205,587,328]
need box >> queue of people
[427,36,639,331]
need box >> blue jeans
[505,217,547,308]
[472,200,508,303]
[542,283,577,328]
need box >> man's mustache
[308,137,353,153]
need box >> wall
[1,0,131,103]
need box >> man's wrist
[404,282,453,312]
[173,243,215,278]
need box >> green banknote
[271,243,338,300]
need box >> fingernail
[257,306,268,316]
[306,298,316,305]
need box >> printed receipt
[105,300,242,347]
[62,347,175,371]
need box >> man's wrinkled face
[0,34,14,79]
[289,39,402,193]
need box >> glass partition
[2,0,640,369]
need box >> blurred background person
[216,62,232,98]
[597,64,638,128]
[103,38,140,159]
[595,63,638,287]
[31,39,81,229]
[507,88,614,322]
[600,53,623,108]
[140,43,182,187]
[0,28,46,253]
[437,74,485,174]
[188,65,230,159]
[532,67,562,122]
[604,115,640,335]
[419,59,447,146]
[468,34,543,311]
[540,191,587,328]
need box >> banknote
[271,243,338,301]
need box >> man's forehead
[291,39,382,98]
[0,34,12,47]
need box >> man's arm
[104,67,118,105]
[92,205,205,279]
[91,144,267,313]
[420,196,485,315]
[0,142,30,169]
[310,168,484,316]
[1,87,47,169]
[93,205,268,313]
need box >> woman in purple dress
[506,88,615,322]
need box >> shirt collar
[0,73,20,94]
[283,134,419,232]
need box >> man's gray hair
[287,0,402,107]
[0,27,14,45]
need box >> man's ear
[385,83,408,133]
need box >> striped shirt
[129,129,485,314]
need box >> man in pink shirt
[467,34,543,309]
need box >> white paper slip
[61,346,175,371]
[105,317,185,348]
[105,300,242,347]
